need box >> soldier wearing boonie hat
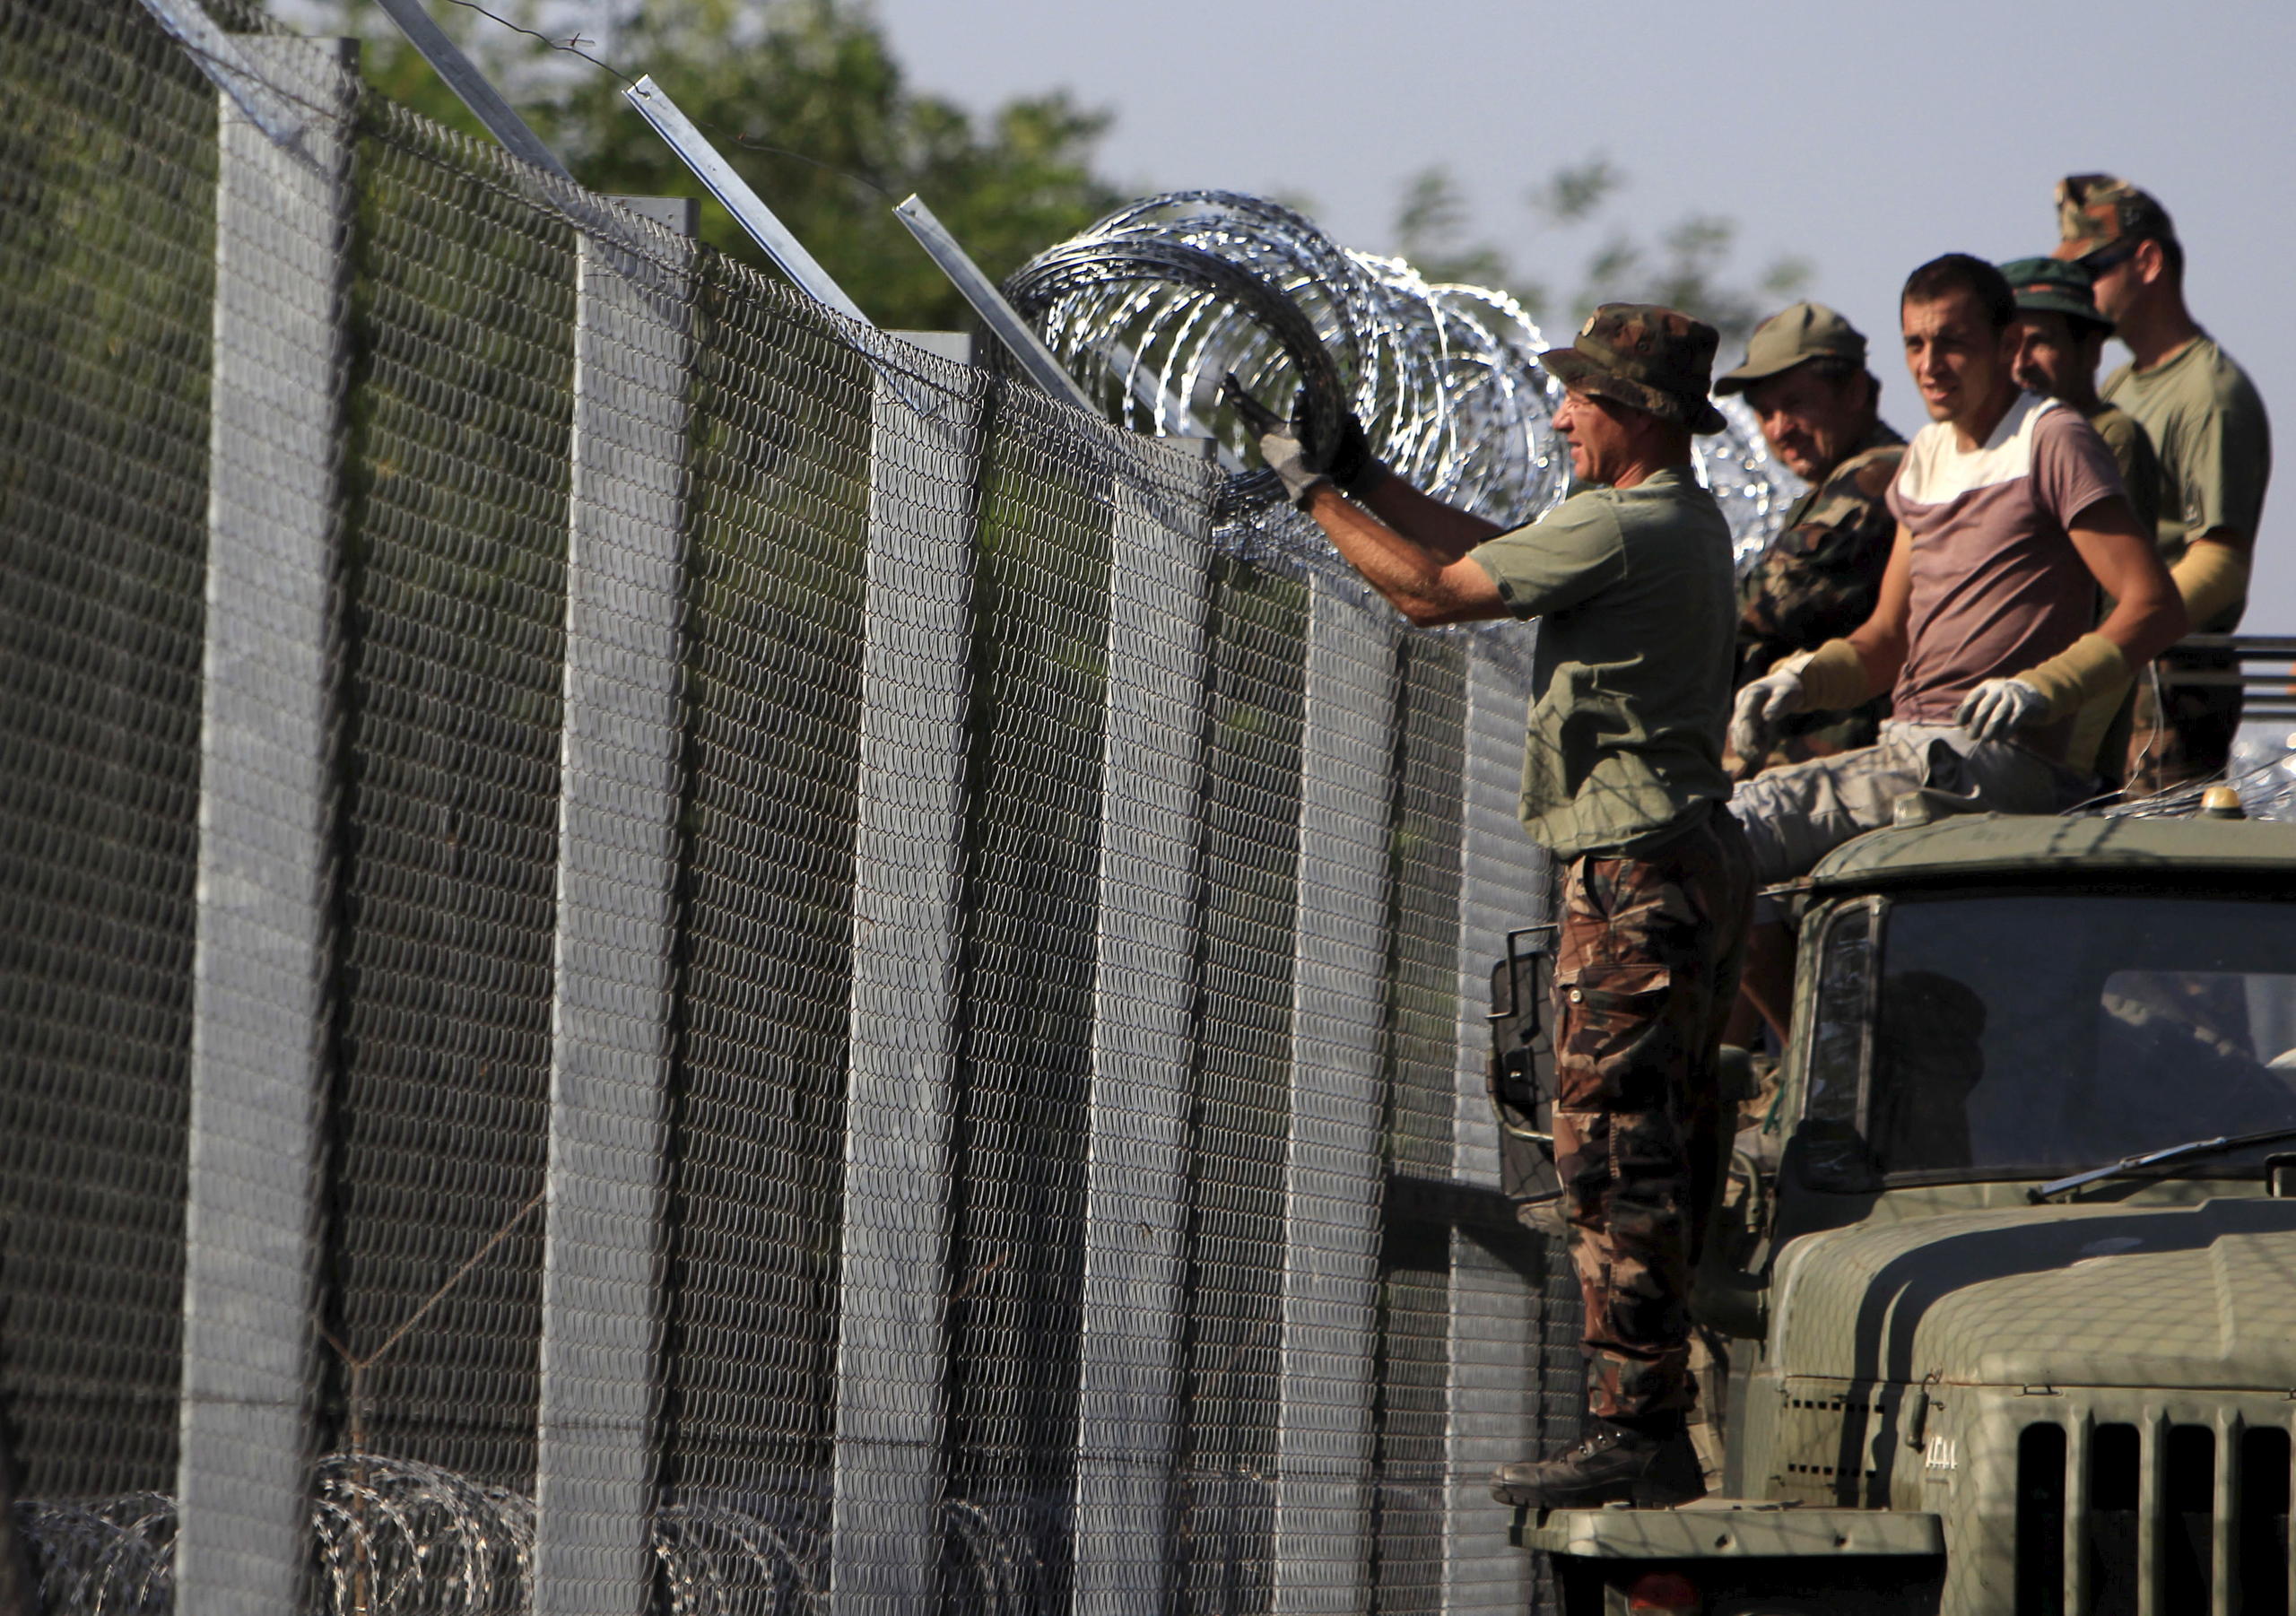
[1999,255,2167,781]
[2052,174,2274,795]
[1227,304,1752,1511]
[1714,303,1905,777]
[2001,256,2162,563]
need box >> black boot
[1489,1420,1705,1510]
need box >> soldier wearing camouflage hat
[1229,304,1753,1511]
[2055,173,2273,794]
[1715,303,1905,776]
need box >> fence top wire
[148,0,1567,676]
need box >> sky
[865,0,2296,630]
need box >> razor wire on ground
[1,3,1600,1613]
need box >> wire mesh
[320,86,577,1496]
[937,387,1120,1609]
[0,4,1596,1612]
[1169,553,1303,1616]
[1371,639,1468,1612]
[0,0,216,1515]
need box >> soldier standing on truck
[1999,254,2165,783]
[1227,305,1752,1509]
[2001,256,2162,537]
[2053,173,2274,795]
[1726,254,2187,1035]
[1714,303,1904,778]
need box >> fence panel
[530,199,698,1616]
[0,8,1585,1612]
[318,92,577,1503]
[177,30,355,1615]
[0,0,219,1548]
[825,342,984,1612]
[1070,437,1220,1616]
[647,258,875,1608]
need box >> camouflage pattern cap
[1541,303,1726,434]
[1713,301,1867,396]
[2052,173,2177,262]
[1998,256,2110,331]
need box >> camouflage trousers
[1552,804,1753,1422]
[2126,647,2241,797]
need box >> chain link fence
[0,2,1583,1611]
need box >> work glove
[1954,677,2048,743]
[1322,406,1387,496]
[1222,376,1332,507]
[1728,656,1810,770]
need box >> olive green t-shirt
[2102,334,2272,629]
[1467,465,1735,858]
[2084,402,2162,542]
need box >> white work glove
[1222,375,1333,508]
[1955,677,2048,743]
[1729,656,1810,769]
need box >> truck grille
[2014,1418,2292,1614]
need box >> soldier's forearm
[1299,483,1506,627]
[1353,474,1507,562]
[2170,535,2248,630]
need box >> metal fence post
[1069,437,1219,1616]
[1444,636,1549,1611]
[532,197,698,1616]
[177,33,355,1616]
[1273,572,1398,1613]
[829,332,981,1612]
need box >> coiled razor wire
[1003,190,1799,572]
[17,1466,1070,1616]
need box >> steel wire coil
[1004,190,1796,569]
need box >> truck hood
[1769,1196,2296,1390]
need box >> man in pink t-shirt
[1726,254,2185,1034]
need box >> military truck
[1500,806,2296,1615]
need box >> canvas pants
[1552,803,1753,1421]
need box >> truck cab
[1520,810,2296,1616]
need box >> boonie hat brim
[1542,345,1728,436]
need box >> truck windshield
[1855,894,2296,1179]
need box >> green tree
[299,0,1127,330]
[1394,166,1510,289]
[1394,155,1812,347]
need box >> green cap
[2053,173,2176,262]
[1998,256,2109,331]
[1713,301,1866,396]
[1540,303,1726,434]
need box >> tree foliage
[1396,154,1812,346]
[301,0,1126,330]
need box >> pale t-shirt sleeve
[1466,495,1627,621]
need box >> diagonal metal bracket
[135,0,307,145]
[891,195,1095,411]
[625,74,870,326]
[372,0,572,181]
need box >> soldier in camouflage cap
[1541,303,1729,434]
[1230,302,1751,1512]
[1717,303,1904,776]
[2053,172,2178,265]
[2051,174,2274,794]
